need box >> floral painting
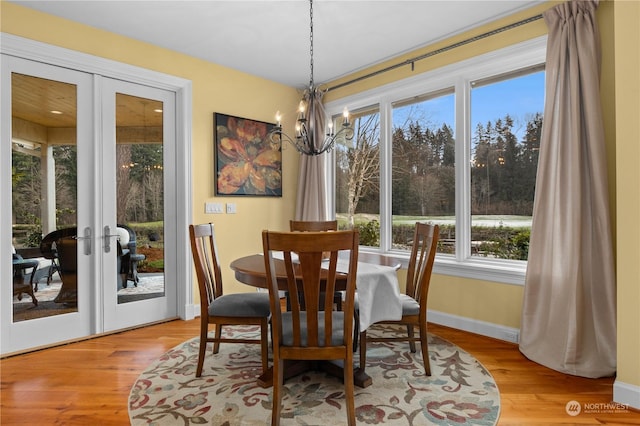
[214,113,282,196]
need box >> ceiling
[10,0,545,89]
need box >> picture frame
[214,113,282,196]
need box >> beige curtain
[294,89,328,221]
[519,0,616,378]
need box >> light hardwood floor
[1,319,637,425]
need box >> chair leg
[359,331,367,373]
[344,353,356,426]
[407,324,417,352]
[271,359,284,426]
[213,324,222,354]
[47,261,59,286]
[420,322,431,376]
[334,291,343,311]
[196,327,208,377]
[260,320,269,373]
[353,312,360,352]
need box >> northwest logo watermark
[565,400,630,416]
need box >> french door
[100,78,177,332]
[2,54,179,354]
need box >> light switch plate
[205,202,223,214]
[226,203,236,214]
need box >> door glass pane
[335,106,380,247]
[11,73,78,321]
[391,89,455,254]
[470,68,543,260]
[115,94,165,303]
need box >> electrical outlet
[205,202,223,214]
[226,203,237,214]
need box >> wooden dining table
[230,253,403,388]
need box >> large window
[328,37,546,284]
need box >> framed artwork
[214,113,282,196]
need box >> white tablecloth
[334,260,402,331]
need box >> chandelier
[269,0,354,156]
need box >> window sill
[359,248,526,286]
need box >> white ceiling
[11,0,545,89]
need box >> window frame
[326,36,547,286]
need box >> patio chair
[116,224,146,287]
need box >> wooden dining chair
[189,223,270,377]
[289,220,342,310]
[358,222,439,376]
[262,229,359,426]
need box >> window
[470,68,544,260]
[392,90,455,254]
[335,106,380,248]
[328,36,546,284]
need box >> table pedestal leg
[256,360,372,388]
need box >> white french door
[100,78,177,332]
[2,56,94,353]
[1,46,184,355]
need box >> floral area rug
[129,324,500,425]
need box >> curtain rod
[326,13,544,92]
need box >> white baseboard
[613,380,640,410]
[427,309,520,344]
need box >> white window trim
[326,35,547,286]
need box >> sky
[393,70,545,142]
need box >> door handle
[75,226,92,255]
[104,225,121,253]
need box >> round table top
[230,254,348,291]
[229,251,403,289]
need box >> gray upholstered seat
[208,292,271,317]
[398,294,420,316]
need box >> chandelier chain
[267,0,353,156]
[309,0,314,89]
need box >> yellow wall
[613,0,640,390]
[1,2,301,296]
